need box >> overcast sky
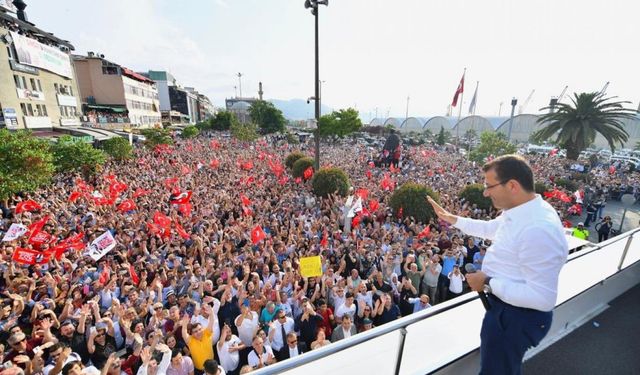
[26,0,640,121]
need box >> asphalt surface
[566,198,640,243]
[523,283,640,375]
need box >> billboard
[10,31,73,78]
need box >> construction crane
[518,89,535,114]
[557,85,568,103]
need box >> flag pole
[456,68,466,148]
[473,81,479,115]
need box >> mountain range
[269,99,333,120]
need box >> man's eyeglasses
[288,339,297,344]
[483,181,507,190]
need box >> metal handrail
[250,227,640,375]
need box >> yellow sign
[299,256,322,278]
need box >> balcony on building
[82,103,130,130]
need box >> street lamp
[304,0,328,170]
[237,73,243,98]
[507,97,517,141]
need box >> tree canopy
[211,111,238,131]
[248,100,286,134]
[469,131,517,163]
[230,122,259,142]
[102,136,133,161]
[52,136,106,177]
[140,128,173,148]
[0,129,55,201]
[532,92,635,160]
[317,108,363,138]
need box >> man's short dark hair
[171,348,182,359]
[203,359,220,375]
[482,155,534,192]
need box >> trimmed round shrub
[459,183,492,211]
[555,178,578,192]
[534,182,548,195]
[285,151,306,170]
[292,157,314,178]
[389,183,439,224]
[311,167,351,197]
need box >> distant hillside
[269,99,333,120]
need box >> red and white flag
[12,248,52,265]
[171,191,192,205]
[251,225,267,245]
[303,167,314,180]
[451,70,465,107]
[417,225,431,239]
[153,211,172,229]
[133,188,150,198]
[2,224,28,242]
[68,191,82,203]
[15,200,42,214]
[117,199,137,213]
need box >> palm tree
[532,92,636,160]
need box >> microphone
[465,263,491,311]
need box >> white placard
[2,223,28,242]
[87,231,117,261]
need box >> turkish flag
[12,248,52,265]
[355,188,369,200]
[242,206,253,217]
[130,264,140,285]
[98,266,110,285]
[609,165,616,174]
[451,71,465,107]
[171,191,192,205]
[178,203,192,217]
[320,232,328,248]
[366,170,372,180]
[210,159,220,169]
[181,165,190,175]
[15,200,42,214]
[164,177,179,189]
[352,214,362,227]
[109,180,128,194]
[133,188,150,198]
[251,225,267,245]
[562,220,573,228]
[417,225,431,239]
[241,161,254,171]
[381,174,395,191]
[147,222,162,235]
[295,177,302,184]
[210,139,220,149]
[27,215,49,238]
[117,199,137,212]
[369,199,379,212]
[240,194,252,207]
[68,191,82,203]
[278,176,289,185]
[153,211,172,229]
[175,222,190,240]
[303,167,314,180]
[368,161,375,168]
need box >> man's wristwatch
[482,276,492,294]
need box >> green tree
[0,129,55,201]
[195,121,211,131]
[459,184,492,210]
[532,92,635,160]
[317,108,363,138]
[389,183,440,224]
[181,125,199,139]
[469,131,517,163]
[140,128,173,148]
[311,167,351,197]
[423,129,434,140]
[248,100,286,134]
[230,122,259,142]
[102,137,133,161]
[211,111,237,131]
[53,136,106,177]
[436,126,446,145]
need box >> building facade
[0,6,82,130]
[73,53,160,129]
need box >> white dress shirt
[270,317,295,351]
[454,195,568,311]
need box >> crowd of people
[0,131,638,375]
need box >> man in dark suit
[279,332,307,360]
[330,314,357,342]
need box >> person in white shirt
[247,335,276,370]
[234,304,259,347]
[447,265,466,300]
[428,155,568,375]
[334,292,357,323]
[216,324,244,374]
[268,310,295,360]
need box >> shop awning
[85,104,128,113]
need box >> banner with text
[299,256,323,278]
[2,223,28,242]
[87,231,117,261]
[10,31,73,78]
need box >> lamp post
[507,97,517,141]
[237,73,243,98]
[305,0,328,170]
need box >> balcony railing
[251,228,640,375]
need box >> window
[42,105,48,117]
[36,79,42,92]
[54,83,59,93]
[68,86,73,96]
[14,75,22,89]
[21,77,27,90]
[30,78,37,91]
[21,103,33,117]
